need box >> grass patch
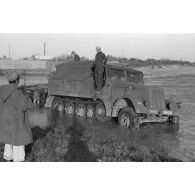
[0,110,182,162]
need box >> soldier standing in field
[0,71,34,162]
[71,51,80,61]
[93,46,108,91]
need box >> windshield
[107,68,126,81]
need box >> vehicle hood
[109,80,165,108]
[109,79,145,89]
[109,79,162,91]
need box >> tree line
[107,55,194,67]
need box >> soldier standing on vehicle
[93,46,108,91]
[71,51,80,61]
[0,71,34,162]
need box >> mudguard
[111,97,149,117]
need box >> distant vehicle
[45,61,180,128]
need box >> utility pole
[8,45,11,67]
[8,45,11,59]
[122,49,124,58]
[44,42,46,56]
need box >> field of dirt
[0,64,195,162]
[135,64,195,79]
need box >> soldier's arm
[102,53,108,65]
[93,53,97,66]
[93,59,96,66]
[22,93,35,111]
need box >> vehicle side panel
[48,77,95,98]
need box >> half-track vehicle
[45,61,179,128]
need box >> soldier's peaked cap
[7,71,19,82]
[96,46,101,50]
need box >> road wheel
[86,104,95,118]
[50,97,64,112]
[51,97,59,108]
[75,104,87,118]
[65,102,75,115]
[57,103,64,112]
[95,101,106,121]
[118,107,138,129]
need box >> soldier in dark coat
[0,71,34,162]
[71,51,80,61]
[93,46,108,91]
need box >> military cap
[96,46,101,50]
[7,71,19,82]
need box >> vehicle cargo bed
[48,77,95,98]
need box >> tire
[50,97,64,112]
[86,104,95,118]
[57,103,64,112]
[51,97,63,112]
[118,107,138,129]
[75,104,87,118]
[65,102,75,115]
[51,97,59,108]
[95,101,106,121]
[167,115,179,125]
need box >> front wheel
[118,107,138,129]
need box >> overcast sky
[0,33,194,62]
